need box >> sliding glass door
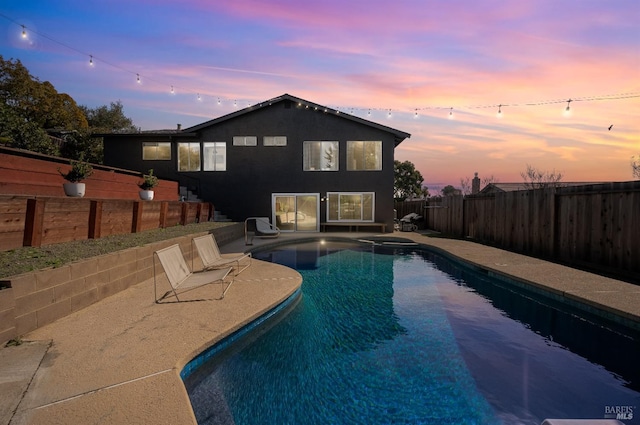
[273,194,319,232]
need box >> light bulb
[21,25,26,38]
[136,73,141,83]
[170,85,174,94]
[497,104,502,118]
[448,108,454,119]
[564,99,572,116]
[89,55,94,66]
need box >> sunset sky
[2,1,639,191]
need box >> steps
[179,186,201,202]
[179,186,233,222]
[213,211,233,222]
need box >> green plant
[138,169,159,190]
[58,159,93,183]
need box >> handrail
[244,217,280,245]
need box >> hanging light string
[2,13,639,119]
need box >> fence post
[88,200,103,239]
[132,201,143,233]
[159,202,169,228]
[180,202,189,225]
[23,198,45,247]
[196,203,204,223]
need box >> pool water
[186,241,640,424]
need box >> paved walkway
[1,231,638,425]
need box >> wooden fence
[0,195,213,251]
[418,181,640,281]
[0,146,179,201]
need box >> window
[347,141,382,170]
[178,142,200,171]
[233,136,257,146]
[203,142,226,171]
[303,141,338,171]
[142,142,171,160]
[327,192,374,221]
[264,136,287,146]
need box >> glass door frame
[272,193,320,232]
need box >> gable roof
[182,93,411,146]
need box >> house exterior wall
[104,98,407,232]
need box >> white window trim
[142,142,171,160]
[264,136,287,146]
[233,136,257,146]
[346,140,382,171]
[303,141,339,171]
[203,142,226,171]
[326,192,375,222]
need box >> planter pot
[139,190,154,201]
[63,182,86,197]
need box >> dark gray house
[103,94,410,233]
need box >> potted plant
[138,169,159,200]
[58,159,93,197]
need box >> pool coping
[2,232,638,425]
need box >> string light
[564,99,572,116]
[2,13,638,121]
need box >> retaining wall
[0,223,244,345]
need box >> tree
[460,173,499,196]
[80,101,137,134]
[0,55,89,157]
[441,185,459,197]
[0,102,58,155]
[394,160,425,201]
[632,155,640,180]
[62,101,139,163]
[0,56,88,131]
[520,164,564,189]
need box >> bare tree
[460,174,499,196]
[520,164,564,189]
[481,174,499,188]
[460,177,472,196]
[632,155,640,180]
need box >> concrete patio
[1,231,639,425]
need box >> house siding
[103,95,409,232]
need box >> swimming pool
[185,240,640,424]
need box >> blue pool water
[186,241,640,424]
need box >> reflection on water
[186,241,640,425]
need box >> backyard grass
[0,222,233,279]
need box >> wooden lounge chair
[153,244,234,302]
[192,234,251,275]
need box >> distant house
[479,182,603,195]
[102,94,410,233]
